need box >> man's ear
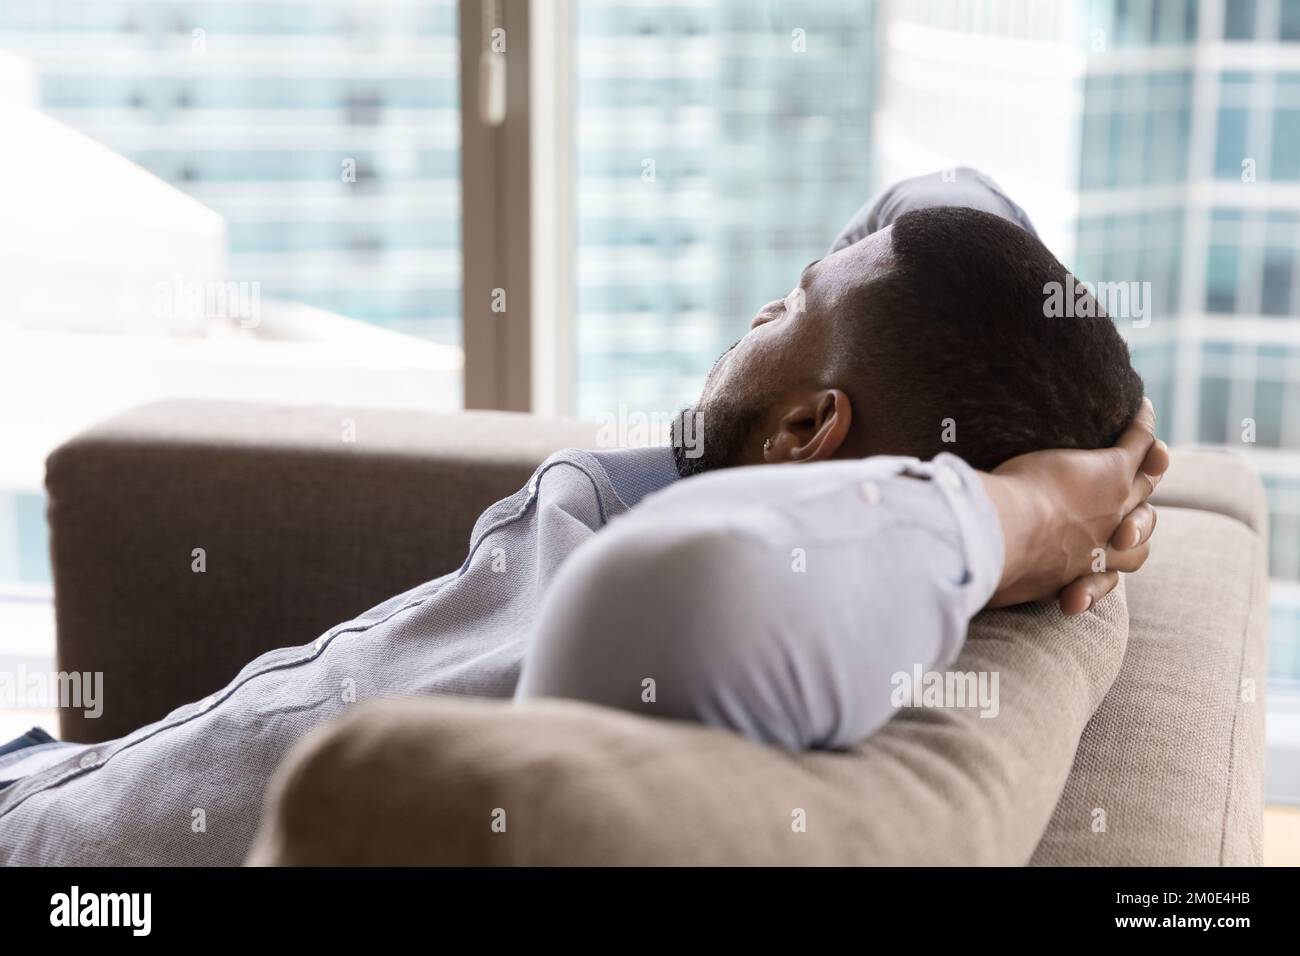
[762,389,852,463]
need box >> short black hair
[835,206,1144,471]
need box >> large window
[4,0,1300,780]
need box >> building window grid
[1206,206,1300,318]
[1080,70,1194,188]
[1197,336,1300,448]
[1071,6,1300,632]
[1211,68,1300,183]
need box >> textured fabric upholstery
[1147,447,1269,535]
[45,401,598,741]
[1031,507,1268,865]
[251,587,1127,865]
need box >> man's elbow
[517,522,808,747]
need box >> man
[0,170,1166,864]
[517,183,1161,747]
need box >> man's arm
[518,452,1004,749]
[981,397,1167,613]
[518,405,1165,750]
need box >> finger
[1141,438,1170,485]
[1058,571,1120,615]
[1111,503,1157,550]
[1124,440,1169,513]
[1124,469,1157,514]
[1101,540,1151,574]
[1113,396,1157,468]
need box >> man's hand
[978,397,1170,615]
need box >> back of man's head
[837,206,1144,470]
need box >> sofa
[45,400,1268,865]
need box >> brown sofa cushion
[249,584,1128,865]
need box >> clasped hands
[979,397,1170,615]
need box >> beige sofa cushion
[250,585,1127,865]
[1148,447,1268,535]
[1031,507,1268,865]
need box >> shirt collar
[585,445,680,509]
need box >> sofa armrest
[1149,447,1267,534]
[46,400,598,742]
[250,586,1130,866]
[1032,506,1268,865]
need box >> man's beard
[671,394,766,479]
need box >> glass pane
[572,0,876,421]
[0,1,461,689]
[1215,106,1249,178]
[1206,242,1240,312]
[1254,378,1286,445]
[1224,0,1257,40]
[1284,0,1300,41]
[1198,376,1231,443]
[1262,246,1295,314]
[1271,107,1300,179]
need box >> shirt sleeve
[827,166,1039,254]
[519,453,1007,750]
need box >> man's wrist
[977,471,1047,599]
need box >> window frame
[459,0,537,411]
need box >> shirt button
[198,695,216,713]
[859,480,881,504]
[936,465,963,492]
[79,751,99,769]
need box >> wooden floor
[1264,805,1300,865]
